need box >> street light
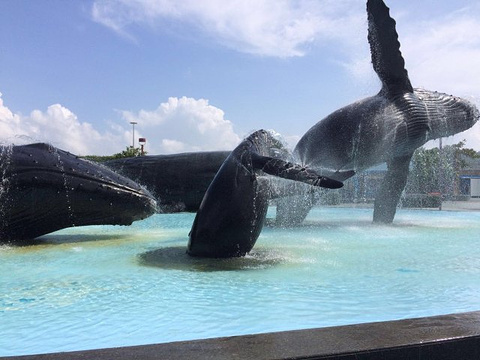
[130,121,137,148]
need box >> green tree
[115,146,144,158]
[83,146,146,162]
[406,141,479,199]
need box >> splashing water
[0,144,13,233]
[49,144,76,226]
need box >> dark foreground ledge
[4,311,480,360]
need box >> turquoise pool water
[1,207,480,356]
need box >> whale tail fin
[251,153,344,189]
[367,0,413,95]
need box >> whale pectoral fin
[373,154,413,223]
[251,153,343,189]
[367,0,413,94]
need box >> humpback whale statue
[187,130,345,258]
[0,143,157,242]
[105,151,230,212]
[284,0,479,224]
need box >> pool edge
[4,310,480,359]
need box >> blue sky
[1,0,479,155]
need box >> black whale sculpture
[105,151,229,212]
[0,143,157,242]
[283,0,479,224]
[187,130,344,258]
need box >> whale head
[414,89,479,141]
[0,143,157,241]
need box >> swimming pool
[1,207,480,356]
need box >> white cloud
[0,94,22,135]
[90,0,480,98]
[0,93,242,156]
[400,9,480,97]
[121,96,241,154]
[0,94,124,155]
[334,4,480,101]
[91,0,361,58]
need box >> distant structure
[459,157,480,198]
[139,137,146,155]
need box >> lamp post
[130,121,137,148]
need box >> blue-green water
[1,207,480,356]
